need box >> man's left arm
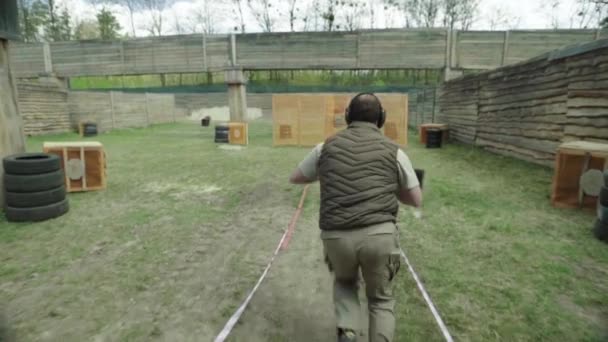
[289,143,323,185]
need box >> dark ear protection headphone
[345,92,386,128]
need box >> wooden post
[230,34,237,67]
[451,30,459,70]
[109,91,116,129]
[43,42,53,73]
[502,30,510,66]
[356,32,361,68]
[225,68,247,122]
[444,29,452,70]
[202,34,208,71]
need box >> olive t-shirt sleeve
[397,149,420,190]
[297,143,324,180]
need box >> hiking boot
[337,328,357,342]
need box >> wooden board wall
[7,29,606,77]
[438,39,608,167]
[273,93,408,147]
[18,78,70,135]
[67,91,179,132]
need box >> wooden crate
[228,122,248,145]
[43,142,107,193]
[551,141,608,209]
[419,123,449,144]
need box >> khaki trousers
[321,222,402,342]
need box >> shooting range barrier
[272,93,408,147]
[43,142,107,193]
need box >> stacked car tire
[3,153,69,222]
[594,170,608,242]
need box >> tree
[339,0,367,31]
[97,7,121,39]
[74,19,99,40]
[189,0,221,34]
[95,0,143,37]
[457,0,478,30]
[247,0,280,32]
[17,0,49,42]
[320,0,339,31]
[384,0,440,28]
[43,1,72,41]
[573,0,608,28]
[540,0,562,29]
[487,5,520,30]
[288,0,299,31]
[141,0,175,36]
[231,0,246,33]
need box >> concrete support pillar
[0,39,26,207]
[225,68,248,122]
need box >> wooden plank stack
[439,38,608,167]
[437,74,480,144]
[17,79,70,135]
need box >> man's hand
[398,186,422,208]
[289,168,315,184]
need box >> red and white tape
[213,185,310,342]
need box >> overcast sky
[57,0,593,37]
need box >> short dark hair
[347,93,383,124]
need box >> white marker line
[400,248,454,342]
[213,228,289,342]
[214,186,309,342]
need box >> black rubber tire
[5,199,69,222]
[4,169,64,193]
[4,186,66,208]
[2,153,60,175]
[593,219,608,241]
[600,186,608,206]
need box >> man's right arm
[398,186,422,208]
[396,149,423,208]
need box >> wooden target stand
[552,141,608,210]
[43,142,107,192]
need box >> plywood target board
[273,93,408,147]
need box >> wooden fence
[15,77,181,135]
[8,29,607,78]
[438,38,608,166]
[69,91,179,132]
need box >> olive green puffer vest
[318,121,399,231]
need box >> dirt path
[227,188,337,341]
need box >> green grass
[0,121,606,341]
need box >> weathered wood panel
[439,36,608,166]
[18,79,70,135]
[68,91,114,131]
[7,29,604,77]
[358,30,447,68]
[7,42,45,77]
[456,31,505,69]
